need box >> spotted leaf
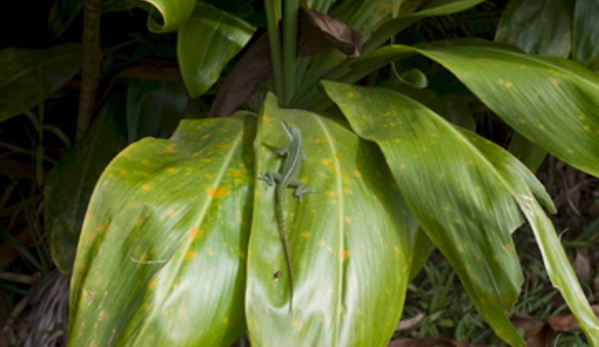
[68,115,255,346]
[246,93,421,346]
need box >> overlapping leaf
[323,81,556,346]
[0,44,81,122]
[495,0,572,57]
[573,0,599,72]
[68,116,255,346]
[246,94,420,346]
[350,40,599,178]
[45,91,129,275]
[46,80,187,274]
[177,3,255,98]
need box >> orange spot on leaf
[189,227,203,240]
[208,187,228,198]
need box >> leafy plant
[21,0,598,346]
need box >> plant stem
[282,0,299,105]
[265,0,284,99]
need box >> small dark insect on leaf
[273,270,282,280]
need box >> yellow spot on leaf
[232,170,241,177]
[518,119,526,124]
[167,167,176,173]
[222,317,229,324]
[168,209,175,216]
[142,159,151,165]
[209,187,228,198]
[353,170,362,177]
[344,216,351,223]
[400,163,407,170]
[189,227,203,240]
[335,153,342,159]
[504,82,513,88]
[148,280,157,290]
[326,190,335,197]
[121,169,128,175]
[142,184,151,191]
[505,243,515,252]
[302,231,311,238]
[553,78,560,85]
[584,125,590,131]
[346,92,355,98]
[166,144,176,153]
[343,188,352,194]
[578,115,585,120]
[339,249,350,260]
[185,250,196,260]
[328,247,333,253]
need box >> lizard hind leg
[289,180,317,202]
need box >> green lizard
[258,121,315,314]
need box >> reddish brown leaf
[298,7,362,57]
[547,305,599,331]
[208,33,272,117]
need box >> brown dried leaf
[208,33,272,117]
[298,7,362,57]
[547,305,599,331]
[396,312,425,331]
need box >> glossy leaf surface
[143,0,196,33]
[46,80,188,274]
[68,116,255,346]
[324,80,599,345]
[573,0,599,72]
[354,40,599,178]
[495,0,572,56]
[0,44,81,122]
[177,3,255,98]
[246,94,420,346]
[45,91,129,274]
[324,81,552,346]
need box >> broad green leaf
[46,79,187,274]
[45,91,129,275]
[324,81,545,346]
[246,94,420,347]
[573,0,599,72]
[415,40,599,178]
[69,115,254,346]
[354,40,599,178]
[177,3,255,98]
[143,0,196,33]
[0,44,81,122]
[124,78,188,141]
[495,0,572,57]
[363,0,485,54]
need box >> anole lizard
[259,121,315,313]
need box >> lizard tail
[277,195,294,314]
